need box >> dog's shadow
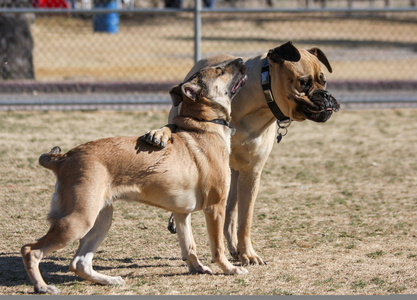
[0,252,83,288]
[0,252,189,288]
[135,136,164,155]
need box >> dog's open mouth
[231,75,247,95]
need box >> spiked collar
[261,57,292,143]
[261,57,291,122]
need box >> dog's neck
[177,99,231,126]
[174,100,233,138]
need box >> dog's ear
[308,47,333,73]
[268,41,301,65]
[169,81,202,107]
[169,84,184,107]
[181,81,201,102]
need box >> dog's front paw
[143,125,175,148]
[34,284,60,295]
[228,266,248,275]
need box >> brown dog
[145,42,340,265]
[21,58,248,295]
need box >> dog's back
[39,128,230,213]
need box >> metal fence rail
[0,0,416,109]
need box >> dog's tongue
[326,108,333,111]
[232,76,247,93]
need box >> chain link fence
[0,0,416,110]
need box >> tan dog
[21,58,248,295]
[146,42,340,265]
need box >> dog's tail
[39,146,64,172]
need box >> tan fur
[147,42,339,266]
[21,59,248,295]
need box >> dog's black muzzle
[299,89,340,123]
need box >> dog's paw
[234,266,249,275]
[189,265,213,275]
[229,250,239,261]
[143,125,175,148]
[34,285,60,295]
[225,266,248,275]
[109,276,125,286]
[240,253,265,266]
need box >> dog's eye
[319,74,327,86]
[299,78,312,89]
[216,67,225,76]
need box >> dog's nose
[235,58,246,74]
[323,90,340,112]
[322,90,332,100]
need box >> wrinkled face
[270,49,340,123]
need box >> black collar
[261,57,291,122]
[208,118,231,127]
[190,117,231,128]
[191,117,236,135]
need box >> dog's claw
[240,253,265,266]
[144,133,150,142]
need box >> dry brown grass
[1,108,417,295]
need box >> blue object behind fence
[93,0,119,34]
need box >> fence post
[194,0,202,63]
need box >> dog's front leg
[236,169,266,266]
[173,212,213,274]
[224,169,239,259]
[204,203,248,275]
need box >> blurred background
[0,0,416,109]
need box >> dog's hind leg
[173,212,213,274]
[70,205,125,286]
[21,213,99,295]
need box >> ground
[1,108,416,295]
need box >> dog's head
[170,58,247,122]
[267,42,340,123]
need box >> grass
[1,108,417,295]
